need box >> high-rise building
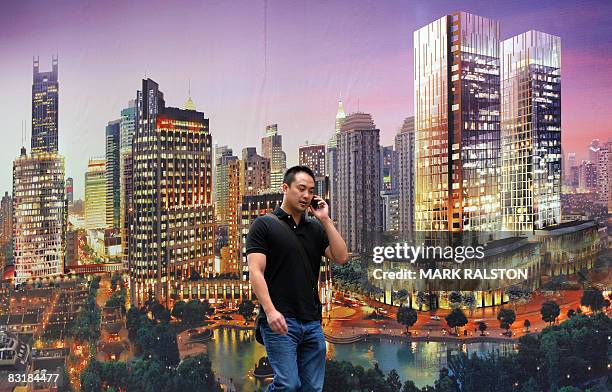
[597,142,612,212]
[130,79,215,306]
[261,124,287,190]
[381,191,400,232]
[65,177,73,206]
[106,119,121,228]
[588,139,601,166]
[327,101,346,221]
[566,152,578,187]
[13,57,66,286]
[0,192,12,245]
[119,99,138,268]
[579,161,597,191]
[31,56,59,154]
[395,117,415,234]
[414,12,501,232]
[337,113,382,252]
[84,158,107,230]
[242,147,271,195]
[381,146,397,192]
[501,31,562,232]
[222,158,244,275]
[13,147,66,285]
[299,143,326,196]
[215,146,237,222]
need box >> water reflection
[204,327,514,390]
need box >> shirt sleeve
[245,216,269,256]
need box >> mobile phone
[310,197,320,209]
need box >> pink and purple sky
[1,0,610,198]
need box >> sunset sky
[1,0,610,198]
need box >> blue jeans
[260,317,326,392]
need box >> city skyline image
[0,1,610,391]
[1,0,611,198]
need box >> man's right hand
[266,308,288,335]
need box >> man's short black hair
[283,165,315,186]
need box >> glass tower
[414,12,501,232]
[500,31,561,232]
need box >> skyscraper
[579,160,597,191]
[327,101,346,221]
[215,146,237,222]
[299,143,326,196]
[566,152,578,187]
[13,147,66,285]
[597,142,612,212]
[223,158,244,275]
[242,147,271,195]
[337,113,382,252]
[119,99,138,268]
[84,158,107,230]
[106,119,121,228]
[381,146,397,192]
[0,192,12,245]
[65,177,73,206]
[501,31,561,232]
[31,56,59,154]
[130,79,215,305]
[414,12,501,232]
[13,57,66,286]
[588,139,601,165]
[395,116,415,235]
[261,124,287,190]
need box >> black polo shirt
[245,207,329,321]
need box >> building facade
[327,101,346,222]
[299,143,326,196]
[242,147,271,195]
[12,148,66,285]
[31,56,59,155]
[337,113,382,253]
[395,116,415,235]
[119,99,138,269]
[106,119,121,229]
[129,79,215,306]
[501,30,562,232]
[84,158,107,230]
[414,12,501,232]
[261,124,287,191]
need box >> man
[247,165,348,391]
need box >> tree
[540,300,560,325]
[151,302,166,321]
[462,292,476,315]
[401,380,421,392]
[174,353,222,392]
[238,299,256,323]
[128,358,174,392]
[386,369,402,392]
[478,322,487,336]
[581,287,606,313]
[445,308,468,335]
[396,306,418,334]
[171,300,186,321]
[523,319,531,332]
[448,291,463,309]
[497,308,516,333]
[80,359,103,392]
[182,299,209,326]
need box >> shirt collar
[274,207,307,225]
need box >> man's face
[283,172,315,212]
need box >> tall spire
[184,79,196,110]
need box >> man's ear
[281,183,288,193]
